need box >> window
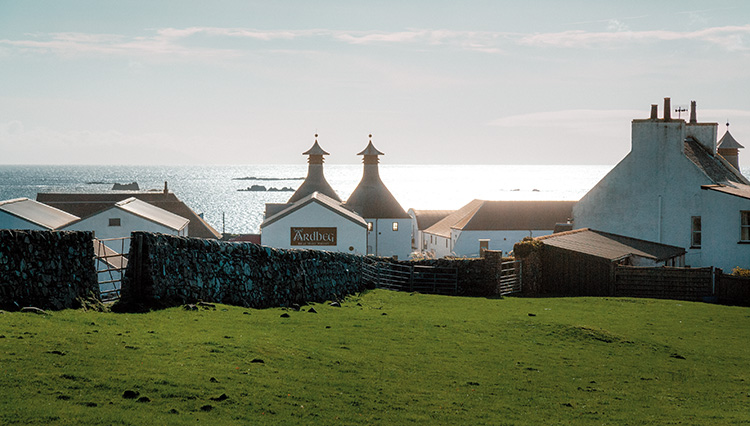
[742,211,750,242]
[392,222,398,231]
[367,222,373,232]
[109,218,121,227]
[691,216,701,248]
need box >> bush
[731,267,750,277]
[513,237,542,258]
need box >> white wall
[453,229,553,258]
[65,208,186,253]
[698,189,750,271]
[262,202,367,254]
[365,218,412,260]
[422,232,451,258]
[0,211,46,230]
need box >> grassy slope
[1,290,749,425]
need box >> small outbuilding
[64,197,189,252]
[531,228,686,296]
[0,197,80,230]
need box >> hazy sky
[1,1,749,165]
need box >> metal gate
[93,237,129,301]
[496,259,522,295]
[362,261,458,295]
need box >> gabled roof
[0,197,80,229]
[423,200,484,238]
[684,137,750,186]
[261,192,367,229]
[451,200,575,232]
[36,192,221,239]
[409,209,455,231]
[114,197,189,232]
[717,130,744,149]
[538,228,685,262]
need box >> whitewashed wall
[453,229,553,258]
[262,202,367,254]
[0,211,46,230]
[365,218,412,260]
[65,209,187,253]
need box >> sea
[2,164,748,235]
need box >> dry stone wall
[120,232,365,309]
[0,230,98,310]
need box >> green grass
[1,290,749,425]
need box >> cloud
[518,25,750,50]
[1,24,748,62]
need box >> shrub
[731,267,750,277]
[513,237,542,258]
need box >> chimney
[650,104,658,119]
[689,100,697,124]
[664,97,671,120]
[164,181,168,194]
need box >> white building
[64,197,189,252]
[407,208,453,252]
[343,137,412,259]
[574,98,750,271]
[0,197,79,230]
[422,199,574,258]
[261,191,367,253]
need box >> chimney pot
[664,98,671,120]
[650,104,658,119]
[689,100,697,124]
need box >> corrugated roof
[115,197,189,231]
[410,209,455,231]
[261,191,367,229]
[717,130,744,149]
[684,137,750,186]
[36,192,221,239]
[452,200,575,231]
[423,200,484,238]
[538,228,685,261]
[0,197,80,229]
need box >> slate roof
[683,137,750,187]
[717,130,744,149]
[537,228,686,262]
[452,200,575,232]
[261,192,367,229]
[36,192,221,239]
[410,209,455,231]
[0,197,80,229]
[423,200,484,238]
[344,141,409,219]
[288,140,341,204]
[114,197,189,232]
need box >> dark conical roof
[287,137,341,204]
[343,138,409,219]
[718,130,744,150]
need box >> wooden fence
[362,261,458,295]
[614,266,714,301]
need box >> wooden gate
[497,259,523,295]
[94,237,129,302]
[362,261,458,295]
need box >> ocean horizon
[2,164,749,234]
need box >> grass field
[1,289,749,425]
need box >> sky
[1,0,749,165]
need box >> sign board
[291,227,337,246]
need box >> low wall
[120,232,365,309]
[0,229,98,310]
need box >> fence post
[409,264,414,292]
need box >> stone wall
[120,232,365,309]
[0,229,98,310]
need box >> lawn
[1,290,749,425]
